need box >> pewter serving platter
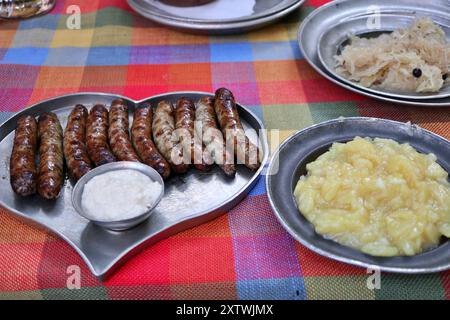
[133,0,300,23]
[298,0,450,107]
[128,0,305,34]
[317,14,450,100]
[266,117,450,273]
[0,92,268,280]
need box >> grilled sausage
[152,101,189,174]
[195,96,236,177]
[10,115,38,196]
[131,103,171,179]
[37,112,64,199]
[175,97,212,171]
[63,105,92,181]
[108,99,141,162]
[214,88,261,170]
[86,104,116,167]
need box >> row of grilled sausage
[10,88,261,200]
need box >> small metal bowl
[72,162,165,231]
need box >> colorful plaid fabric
[0,0,449,300]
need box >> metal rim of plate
[266,117,450,274]
[128,0,305,34]
[129,0,301,24]
[0,91,269,280]
[297,0,450,107]
[317,14,450,100]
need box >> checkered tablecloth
[0,0,448,300]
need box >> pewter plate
[128,0,305,34]
[131,0,300,23]
[266,117,450,273]
[317,14,450,100]
[298,0,450,107]
[0,92,268,280]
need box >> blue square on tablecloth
[249,175,266,196]
[251,41,301,61]
[230,233,303,280]
[86,46,130,66]
[1,47,49,65]
[129,45,171,65]
[210,43,253,62]
[289,40,304,60]
[237,277,306,300]
[44,47,90,66]
[169,44,210,64]
[18,13,59,30]
[129,44,210,65]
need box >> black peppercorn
[412,68,422,78]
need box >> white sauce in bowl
[81,170,163,222]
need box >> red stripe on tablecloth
[36,239,102,289]
[0,242,45,291]
[168,236,236,284]
[258,79,367,105]
[104,240,171,286]
[52,0,133,15]
[295,242,367,277]
[305,0,331,7]
[442,270,450,300]
[105,235,236,286]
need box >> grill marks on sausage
[152,101,189,174]
[131,103,171,179]
[63,104,93,181]
[108,99,141,163]
[214,88,261,170]
[86,104,116,167]
[10,90,253,199]
[37,112,64,200]
[195,96,236,177]
[175,97,212,172]
[10,115,38,197]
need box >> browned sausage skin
[152,101,189,174]
[63,105,92,181]
[37,112,64,200]
[108,99,141,162]
[86,104,116,167]
[175,97,211,171]
[10,115,38,196]
[195,96,236,177]
[214,88,261,170]
[131,103,171,179]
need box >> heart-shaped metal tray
[0,92,268,280]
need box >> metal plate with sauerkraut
[318,15,450,100]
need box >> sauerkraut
[335,18,450,93]
[294,137,450,257]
